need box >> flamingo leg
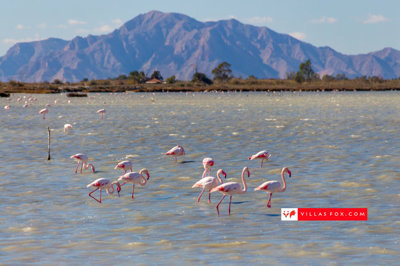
[75,161,80,174]
[260,159,264,168]
[208,191,211,204]
[131,184,135,199]
[267,193,273,208]
[129,167,132,172]
[174,156,177,163]
[228,195,232,215]
[216,195,226,216]
[89,187,101,203]
[197,188,205,203]
[80,161,83,174]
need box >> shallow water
[1,91,399,264]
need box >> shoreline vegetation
[2,60,400,95]
[1,78,400,95]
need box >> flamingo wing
[255,180,281,192]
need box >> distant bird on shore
[165,145,185,162]
[192,169,226,203]
[64,124,73,133]
[114,160,133,174]
[248,150,271,168]
[4,105,10,110]
[202,157,214,178]
[70,153,95,174]
[39,108,48,119]
[117,168,150,199]
[254,167,292,208]
[87,178,121,203]
[97,109,106,119]
[210,166,250,215]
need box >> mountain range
[1,10,400,82]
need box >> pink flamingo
[117,168,150,199]
[70,153,95,174]
[210,166,250,215]
[202,157,214,178]
[254,167,292,208]
[39,108,48,119]
[165,145,185,162]
[192,169,227,203]
[248,150,271,168]
[97,109,106,119]
[87,178,121,203]
[114,160,133,174]
[64,124,73,133]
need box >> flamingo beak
[223,172,227,178]
[288,170,292,177]
[147,173,150,180]
[117,185,121,197]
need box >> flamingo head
[243,166,250,178]
[283,167,292,177]
[141,168,150,180]
[113,181,121,197]
[221,170,227,178]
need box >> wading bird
[202,157,214,178]
[97,109,106,119]
[248,150,271,168]
[192,169,226,203]
[210,166,250,215]
[64,124,73,133]
[39,108,49,119]
[254,167,292,208]
[87,178,121,203]
[114,160,133,174]
[165,145,185,162]
[117,168,150,199]
[70,153,95,174]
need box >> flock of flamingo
[71,141,292,215]
[5,99,293,216]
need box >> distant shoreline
[1,79,400,95]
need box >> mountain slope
[1,10,400,82]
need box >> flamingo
[97,109,106,119]
[248,150,271,168]
[117,168,150,199]
[254,167,292,208]
[165,145,185,162]
[64,124,73,133]
[4,105,10,110]
[114,160,133,174]
[87,178,121,203]
[39,108,48,119]
[202,157,214,178]
[192,169,227,203]
[210,166,250,215]
[70,153,95,174]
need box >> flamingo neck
[139,170,148,186]
[281,170,287,192]
[216,171,223,184]
[241,168,248,193]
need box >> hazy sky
[1,0,399,56]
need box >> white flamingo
[39,108,48,119]
[70,153,95,174]
[97,109,106,119]
[192,169,226,203]
[64,124,73,133]
[254,167,292,208]
[248,150,271,168]
[210,167,250,215]
[165,145,185,162]
[117,168,150,199]
[202,157,214,178]
[114,160,133,174]
[87,178,121,203]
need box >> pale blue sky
[1,0,399,56]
